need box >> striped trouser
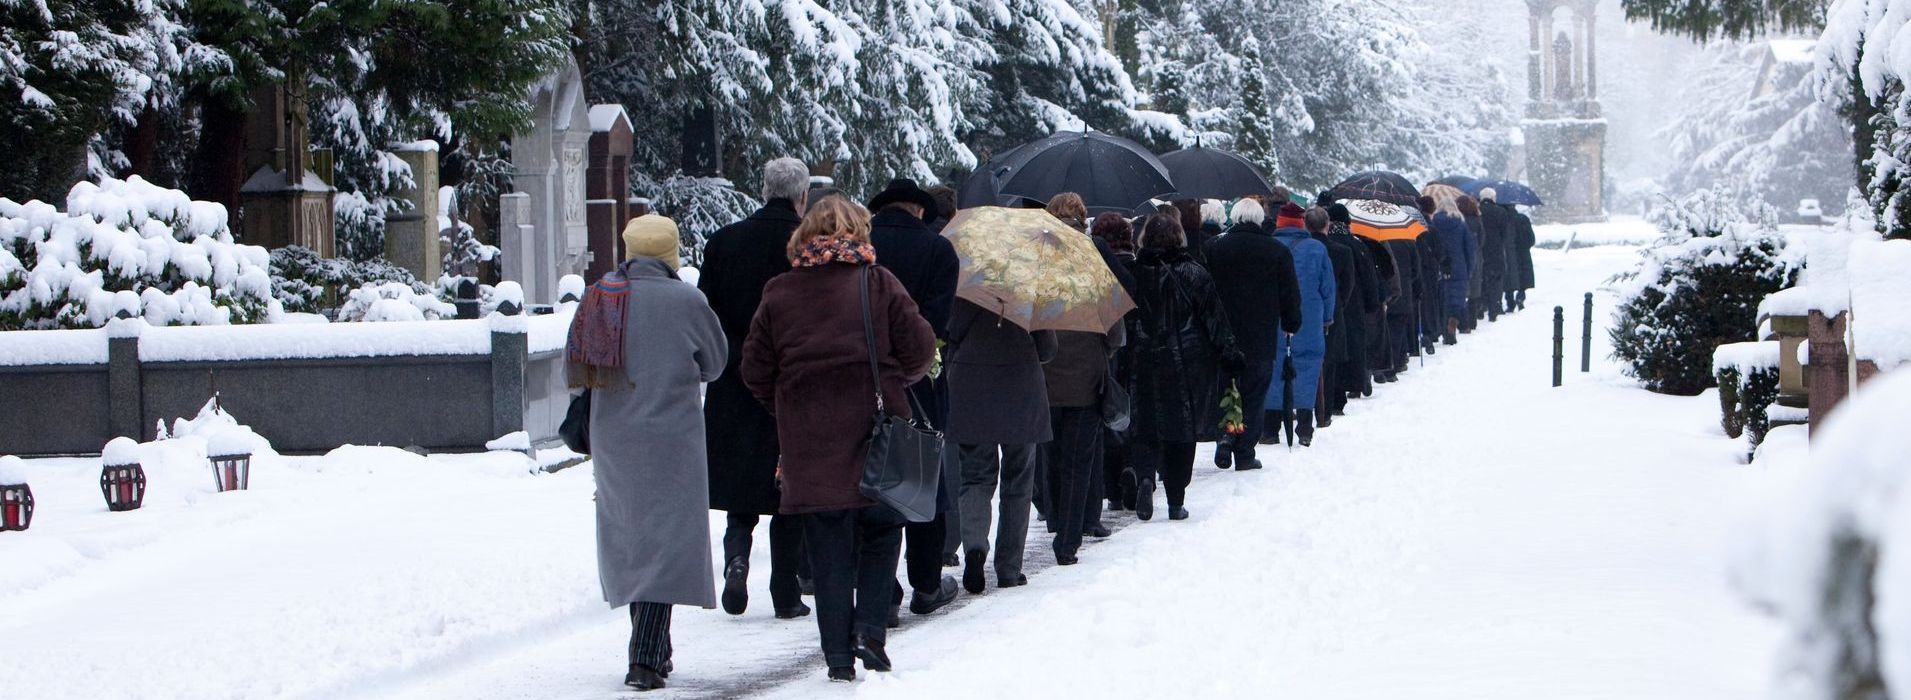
[628,602,673,670]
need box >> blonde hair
[788,196,871,260]
[1047,192,1088,225]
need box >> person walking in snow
[1477,188,1514,322]
[567,214,729,692]
[698,157,813,621]
[947,296,1056,593]
[1430,191,1475,345]
[741,196,938,683]
[1309,209,1357,427]
[1093,213,1142,515]
[1459,195,1487,332]
[864,177,963,619]
[1326,202,1384,406]
[1127,213,1240,520]
[1268,205,1336,447]
[1202,198,1301,470]
[1508,204,1538,312]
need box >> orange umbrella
[1341,199,1427,241]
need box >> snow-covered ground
[0,223,1782,698]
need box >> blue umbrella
[1462,179,1544,206]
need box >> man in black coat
[1310,217,1356,425]
[1326,203,1381,411]
[1478,189,1513,321]
[1200,198,1301,470]
[698,157,812,620]
[865,178,963,617]
[1508,205,1537,311]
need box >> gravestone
[507,64,593,304]
[586,105,635,282]
[383,141,442,282]
[498,192,537,292]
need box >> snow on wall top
[529,303,574,355]
[1712,340,1782,374]
[588,105,629,133]
[0,455,27,483]
[1848,238,1911,370]
[137,319,492,362]
[0,327,109,365]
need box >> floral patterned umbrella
[941,207,1135,333]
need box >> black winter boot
[720,556,749,615]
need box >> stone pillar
[586,105,634,283]
[1528,12,1544,104]
[1584,7,1599,101]
[384,143,442,282]
[106,323,143,441]
[499,192,536,293]
[490,309,527,440]
[1807,310,1852,435]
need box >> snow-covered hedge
[1,177,276,330]
[337,282,457,322]
[1609,187,1801,395]
[1712,340,1782,454]
[268,246,430,316]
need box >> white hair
[1200,199,1226,225]
[761,157,810,202]
[1479,187,1498,203]
[1231,198,1265,225]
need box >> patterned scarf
[566,271,632,389]
[792,236,877,268]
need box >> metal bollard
[1552,306,1565,388]
[1581,292,1594,373]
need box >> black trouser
[1505,289,1521,311]
[1387,312,1416,367]
[1226,358,1274,459]
[901,512,946,594]
[1044,406,1104,558]
[1103,429,1128,504]
[803,505,905,669]
[722,512,804,610]
[628,602,672,671]
[1131,440,1195,508]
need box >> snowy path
[0,230,1780,699]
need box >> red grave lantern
[1,455,33,531]
[100,437,148,512]
[207,430,253,492]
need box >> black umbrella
[1325,171,1422,207]
[957,133,1076,209]
[1431,175,1480,188]
[1160,145,1274,200]
[996,131,1177,215]
[1462,179,1545,206]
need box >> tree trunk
[126,104,161,180]
[190,98,250,215]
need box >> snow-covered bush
[1610,187,1801,395]
[1712,340,1783,455]
[268,246,429,316]
[0,177,276,330]
[438,186,497,278]
[336,282,456,322]
[1735,370,1911,699]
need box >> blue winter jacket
[1268,227,1336,411]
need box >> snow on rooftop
[587,104,629,133]
[1769,39,1816,65]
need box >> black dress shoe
[1235,459,1264,471]
[1118,469,1138,510]
[963,550,987,594]
[854,636,893,672]
[661,660,673,678]
[774,601,812,619]
[1134,478,1155,521]
[828,666,856,682]
[1085,524,1112,538]
[720,556,748,615]
[942,552,960,567]
[1299,434,1313,447]
[998,573,1027,588]
[1169,506,1190,521]
[1215,448,1233,469]
[910,576,960,615]
[1106,497,1124,512]
[1055,552,1079,565]
[625,664,666,691]
[798,575,815,596]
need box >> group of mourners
[563,157,1540,690]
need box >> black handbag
[560,390,591,454]
[855,266,944,523]
[1099,377,1131,432]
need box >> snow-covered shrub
[268,246,429,315]
[1610,187,1801,395]
[1713,340,1782,446]
[632,173,758,269]
[1735,370,1911,699]
[0,177,276,330]
[438,186,497,278]
[336,282,456,322]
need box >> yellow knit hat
[621,214,681,270]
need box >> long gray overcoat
[585,257,728,608]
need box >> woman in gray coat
[945,298,1056,594]
[567,214,728,691]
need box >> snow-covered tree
[1620,0,1830,41]
[1660,40,1853,216]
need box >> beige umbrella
[940,206,1134,333]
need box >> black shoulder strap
[860,265,884,415]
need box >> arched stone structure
[1522,0,1607,222]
